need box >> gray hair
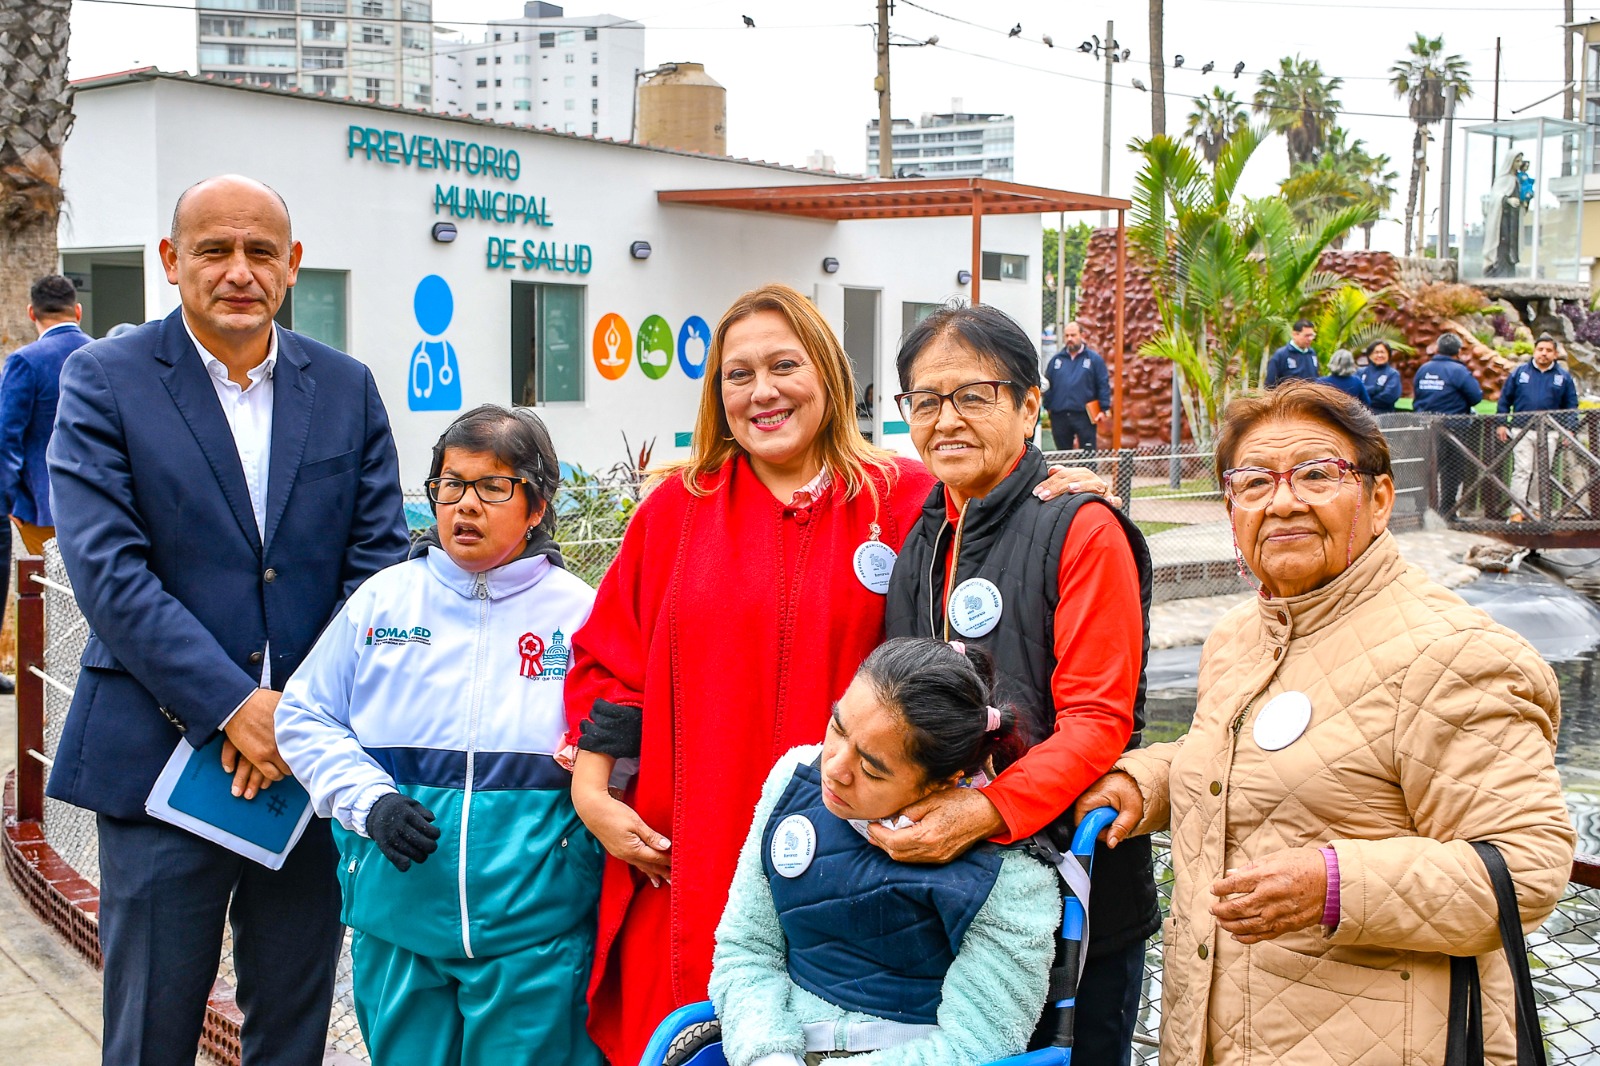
[1328,349,1357,376]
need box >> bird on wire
[1174,54,1185,67]
[1042,35,1053,47]
[1132,77,1147,91]
[1233,61,1245,77]
[1201,60,1215,74]
[742,14,754,28]
[1008,23,1022,37]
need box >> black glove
[366,792,441,872]
[576,699,643,759]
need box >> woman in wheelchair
[708,638,1061,1066]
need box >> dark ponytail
[856,637,1029,784]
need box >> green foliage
[1042,221,1094,301]
[1129,129,1377,444]
[1280,127,1398,248]
[1254,56,1344,168]
[1390,33,1472,255]
[1307,284,1409,362]
[1185,87,1248,165]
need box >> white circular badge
[853,540,897,595]
[770,814,817,878]
[1253,691,1313,752]
[948,578,1004,638]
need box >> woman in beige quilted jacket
[1074,381,1575,1066]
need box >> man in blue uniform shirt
[1042,320,1111,450]
[1411,332,1484,515]
[1356,341,1403,412]
[1496,333,1579,520]
[1264,319,1319,388]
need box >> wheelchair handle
[1071,806,1119,859]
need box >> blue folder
[165,733,312,854]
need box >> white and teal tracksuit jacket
[276,544,602,962]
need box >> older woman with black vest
[875,304,1157,1065]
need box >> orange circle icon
[593,313,633,380]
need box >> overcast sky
[67,0,1600,251]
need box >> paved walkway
[0,693,103,1066]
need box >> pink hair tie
[986,706,1002,732]
[948,640,967,656]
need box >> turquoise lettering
[382,129,403,163]
[365,127,383,161]
[464,143,482,175]
[504,150,521,181]
[346,125,367,158]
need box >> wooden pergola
[657,178,1133,447]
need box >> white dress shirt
[183,316,276,692]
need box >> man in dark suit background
[0,274,91,693]
[46,175,408,1065]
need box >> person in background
[45,175,408,1066]
[1411,332,1484,515]
[1496,332,1579,522]
[1075,381,1572,1066]
[1041,320,1111,451]
[1316,349,1370,407]
[277,405,602,1066]
[0,274,90,694]
[711,639,1059,1066]
[1356,340,1402,413]
[1263,319,1318,388]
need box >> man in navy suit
[46,175,408,1065]
[0,274,91,693]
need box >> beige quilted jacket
[1118,531,1574,1066]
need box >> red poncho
[565,454,933,1066]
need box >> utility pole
[1438,85,1457,265]
[1101,19,1114,225]
[1149,1,1165,136]
[1566,0,1576,121]
[1417,128,1430,255]
[876,0,892,178]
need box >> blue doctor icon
[409,274,463,411]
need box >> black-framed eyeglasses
[893,380,1018,426]
[425,475,533,505]
[1221,457,1373,511]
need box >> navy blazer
[0,322,90,525]
[45,309,409,819]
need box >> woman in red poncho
[563,285,1091,1066]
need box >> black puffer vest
[885,444,1160,959]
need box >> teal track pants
[351,928,603,1066]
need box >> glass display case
[1458,117,1588,283]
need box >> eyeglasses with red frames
[1221,457,1374,510]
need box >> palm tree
[1130,129,1376,441]
[1150,0,1166,136]
[1390,33,1472,256]
[1185,87,1248,165]
[0,1,74,351]
[1279,127,1400,248]
[1253,56,1343,169]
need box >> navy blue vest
[760,760,1003,1024]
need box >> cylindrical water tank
[638,63,726,156]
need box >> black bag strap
[1444,841,1548,1066]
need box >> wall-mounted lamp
[956,269,972,286]
[821,257,840,274]
[431,222,458,243]
[629,240,652,260]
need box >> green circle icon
[636,315,673,380]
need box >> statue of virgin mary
[1483,151,1526,277]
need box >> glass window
[300,0,346,12]
[564,53,574,64]
[539,31,555,48]
[591,52,598,64]
[513,77,531,88]
[590,74,598,87]
[584,27,598,41]
[476,79,487,88]
[494,79,502,86]
[591,121,598,134]
[278,270,347,350]
[476,55,487,65]
[563,74,575,87]
[902,302,942,337]
[564,98,575,110]
[512,283,585,405]
[514,54,531,64]
[514,100,532,110]
[558,30,577,45]
[476,102,488,111]
[980,252,1028,282]
[495,56,502,64]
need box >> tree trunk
[1403,125,1423,256]
[1149,0,1165,136]
[0,220,58,351]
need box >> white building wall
[60,76,1042,487]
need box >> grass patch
[1136,520,1186,536]
[1132,478,1218,498]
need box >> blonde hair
[656,284,899,499]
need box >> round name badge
[948,578,1003,639]
[1253,691,1313,752]
[770,814,817,878]
[853,540,897,595]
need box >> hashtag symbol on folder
[265,794,287,817]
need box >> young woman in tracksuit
[277,404,602,1066]
[710,638,1061,1066]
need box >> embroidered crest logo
[518,633,545,677]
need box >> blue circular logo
[677,315,711,379]
[414,275,453,337]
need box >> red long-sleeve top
[938,486,1143,843]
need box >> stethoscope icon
[412,344,455,399]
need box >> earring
[525,527,536,541]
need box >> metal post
[1417,129,1429,255]
[970,187,983,305]
[16,556,45,824]
[1113,210,1126,451]
[1055,210,1066,341]
[1533,118,1545,278]
[877,0,893,178]
[1101,19,1114,227]
[1169,367,1183,488]
[629,67,640,143]
[1566,0,1576,121]
[1438,85,1457,263]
